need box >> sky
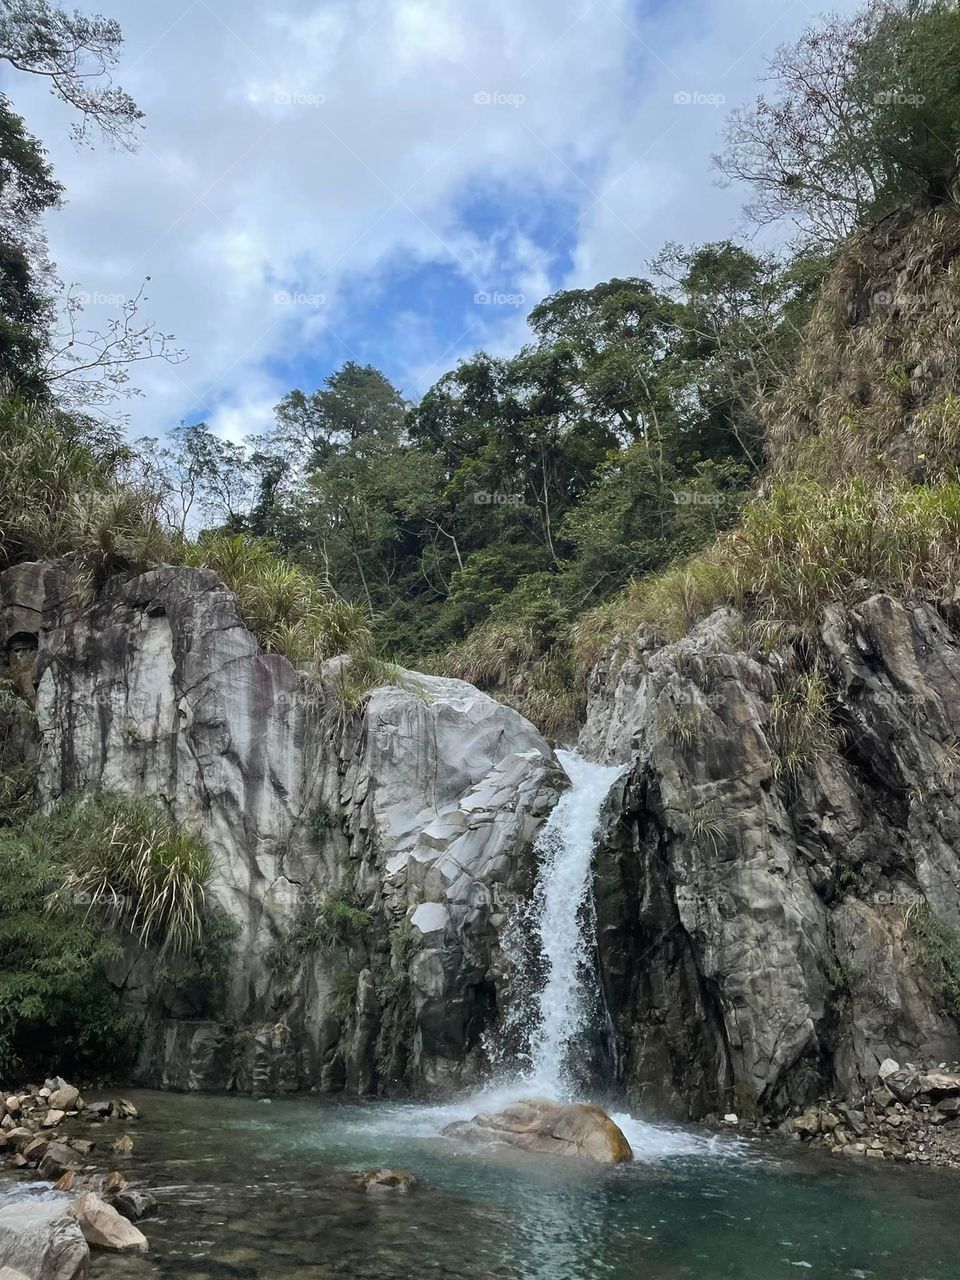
[5,0,863,442]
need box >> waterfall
[517,748,624,1099]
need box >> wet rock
[72,1192,148,1252]
[356,1169,417,1193]
[41,1110,65,1129]
[442,1099,633,1164]
[47,1085,80,1113]
[109,1190,158,1222]
[102,1173,125,1195]
[111,1136,134,1156]
[21,1137,49,1164]
[39,1142,82,1180]
[0,1196,89,1280]
[11,563,563,1097]
[586,597,960,1117]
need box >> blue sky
[5,0,864,439]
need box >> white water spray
[518,748,624,1098]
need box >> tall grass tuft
[44,793,214,956]
[186,532,374,671]
[575,477,960,668]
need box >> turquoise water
[73,1089,959,1280]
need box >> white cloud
[5,0,864,440]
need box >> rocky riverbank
[723,1060,960,1169]
[0,1076,159,1277]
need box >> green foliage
[0,395,172,573]
[162,906,242,1018]
[266,893,372,977]
[0,825,138,1078]
[186,532,371,667]
[307,800,336,841]
[909,904,960,1018]
[717,0,960,249]
[770,668,839,782]
[44,792,214,956]
[578,477,960,662]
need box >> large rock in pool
[442,1099,633,1164]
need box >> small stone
[878,1058,900,1080]
[9,1153,27,1168]
[21,1136,49,1163]
[69,1138,95,1155]
[41,1108,65,1128]
[112,1134,134,1156]
[55,1169,78,1192]
[103,1171,126,1194]
[721,1113,738,1126]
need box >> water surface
[74,1089,958,1280]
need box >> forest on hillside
[3,0,960,748]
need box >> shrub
[0,827,138,1078]
[909,903,960,1018]
[44,792,214,956]
[0,396,177,575]
[577,476,960,662]
[186,532,374,671]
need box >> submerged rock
[442,1099,633,1164]
[355,1168,418,1193]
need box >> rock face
[3,562,562,1094]
[442,1099,633,1163]
[583,597,960,1118]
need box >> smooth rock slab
[442,1099,633,1164]
[0,1197,89,1280]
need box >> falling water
[519,747,624,1098]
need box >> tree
[0,92,60,394]
[715,0,960,249]
[0,0,143,148]
[134,423,251,535]
[274,362,408,469]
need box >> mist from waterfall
[511,748,624,1099]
